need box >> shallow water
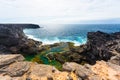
[24,24,120,69]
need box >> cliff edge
[0,54,120,80]
[0,24,42,54]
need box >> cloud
[0,0,120,23]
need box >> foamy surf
[26,34,86,46]
[24,24,120,47]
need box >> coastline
[0,24,120,80]
[25,34,86,46]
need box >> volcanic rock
[0,24,42,54]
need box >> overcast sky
[0,0,120,24]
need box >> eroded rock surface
[86,31,120,64]
[0,54,79,80]
[47,31,120,65]
[91,61,120,80]
[0,54,120,80]
[0,54,24,68]
[109,55,120,65]
[0,24,42,54]
[63,61,120,80]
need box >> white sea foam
[26,34,40,41]
[26,34,86,46]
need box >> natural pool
[25,42,71,70]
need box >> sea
[23,24,120,46]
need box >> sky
[0,0,120,24]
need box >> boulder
[28,63,59,78]
[3,62,30,77]
[63,62,93,79]
[28,63,79,80]
[0,54,24,68]
[19,39,42,54]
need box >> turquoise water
[24,24,120,46]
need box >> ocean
[24,24,120,46]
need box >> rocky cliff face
[0,54,78,80]
[0,24,42,54]
[0,24,120,80]
[46,31,120,65]
[0,54,120,80]
[0,24,40,29]
[86,31,120,64]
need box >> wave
[26,34,87,46]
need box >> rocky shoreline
[0,24,120,80]
[0,54,120,80]
[0,24,42,54]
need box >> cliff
[0,24,40,29]
[0,24,42,54]
[0,24,120,80]
[0,54,120,80]
[86,31,120,64]
[45,31,120,65]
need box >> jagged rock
[46,31,120,65]
[0,54,29,77]
[0,54,24,68]
[63,62,94,79]
[2,62,30,77]
[57,31,120,65]
[0,24,42,54]
[91,61,120,80]
[27,62,79,80]
[63,61,120,80]
[19,39,42,54]
[86,31,120,64]
[0,54,120,80]
[0,25,24,47]
[109,55,120,66]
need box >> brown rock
[109,55,120,66]
[3,62,30,77]
[91,61,120,80]
[0,75,12,80]
[63,62,93,79]
[0,54,24,68]
[28,63,59,79]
